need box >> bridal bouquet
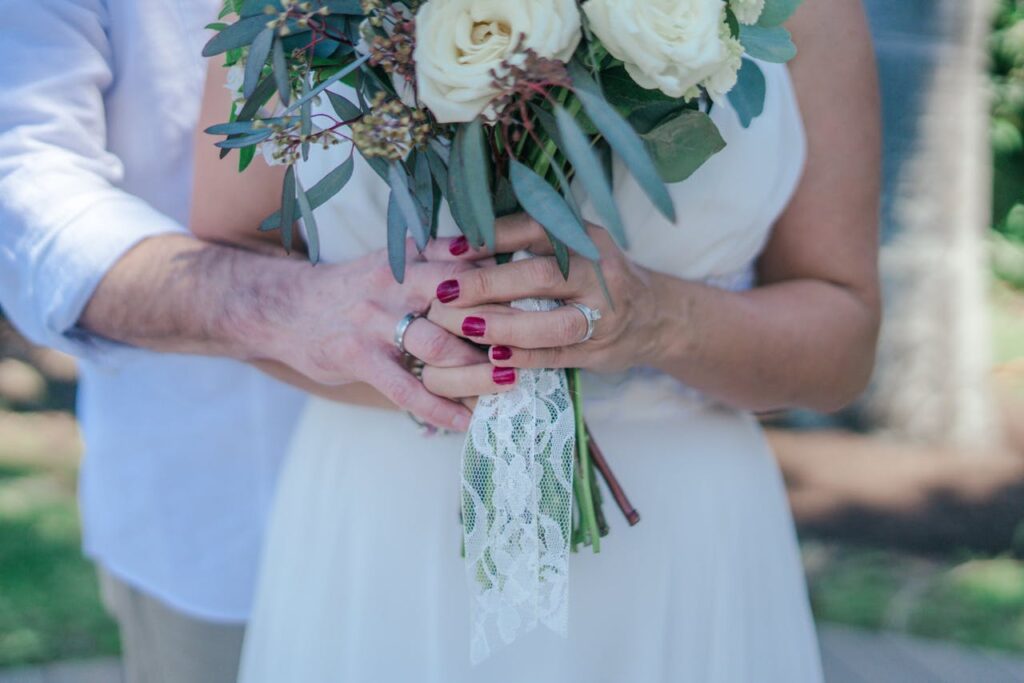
[205,0,801,661]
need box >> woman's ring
[394,312,423,355]
[569,303,602,343]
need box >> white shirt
[0,0,307,622]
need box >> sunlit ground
[0,282,1022,667]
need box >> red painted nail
[491,346,513,361]
[493,367,517,385]
[449,236,469,256]
[437,280,460,303]
[462,316,486,337]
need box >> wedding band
[394,312,422,355]
[569,302,602,343]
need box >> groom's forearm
[80,233,304,362]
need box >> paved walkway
[3,626,1024,682]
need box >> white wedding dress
[239,61,823,683]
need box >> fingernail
[493,367,517,386]
[462,316,486,337]
[454,413,471,432]
[491,345,513,361]
[437,280,460,303]
[449,236,469,256]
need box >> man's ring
[569,303,602,343]
[394,312,422,355]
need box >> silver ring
[569,302,602,343]
[394,312,422,354]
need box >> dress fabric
[239,61,824,683]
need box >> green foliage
[641,110,727,183]
[992,0,1024,260]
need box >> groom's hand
[255,241,492,431]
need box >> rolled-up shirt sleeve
[0,0,188,361]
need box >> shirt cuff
[31,192,188,366]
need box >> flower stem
[569,368,600,552]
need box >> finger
[421,363,518,399]
[430,303,591,349]
[487,345,584,370]
[400,258,476,307]
[435,257,585,308]
[426,214,555,261]
[375,364,472,432]
[402,317,487,367]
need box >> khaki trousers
[99,570,246,683]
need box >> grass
[804,542,1024,654]
[0,422,118,668]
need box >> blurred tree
[861,0,1002,448]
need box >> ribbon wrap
[460,295,576,664]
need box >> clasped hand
[419,213,659,400]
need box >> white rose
[730,0,765,25]
[583,0,743,101]
[414,0,583,123]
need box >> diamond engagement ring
[569,302,602,343]
[394,312,422,355]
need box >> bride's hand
[424,214,661,373]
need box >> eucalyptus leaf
[509,160,600,261]
[549,233,571,279]
[387,162,428,251]
[261,156,354,230]
[570,72,676,222]
[327,91,362,122]
[601,66,682,115]
[271,37,290,107]
[215,129,273,149]
[236,75,277,123]
[202,15,267,57]
[295,175,320,264]
[244,27,274,99]
[386,194,408,283]
[412,152,435,245]
[627,100,691,135]
[555,106,627,246]
[425,147,449,201]
[739,24,798,63]
[459,119,496,252]
[757,0,803,27]
[240,0,282,17]
[206,117,293,136]
[280,165,297,252]
[493,176,519,217]
[322,0,365,14]
[300,76,312,161]
[640,110,725,183]
[728,58,766,128]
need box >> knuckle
[382,374,416,408]
[419,329,452,363]
[468,270,491,301]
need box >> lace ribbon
[460,296,576,664]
